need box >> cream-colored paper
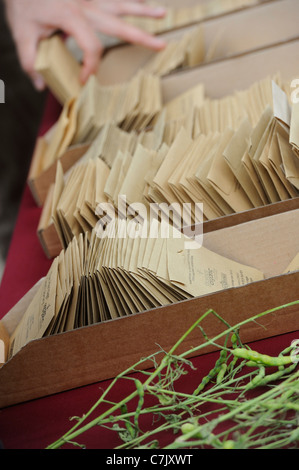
[118,144,155,207]
[142,25,205,77]
[283,252,299,274]
[207,127,253,212]
[167,236,264,297]
[259,120,290,201]
[35,35,81,104]
[153,127,192,205]
[195,134,235,218]
[223,118,264,207]
[251,117,280,203]
[244,106,273,204]
[289,101,299,155]
[9,257,59,357]
[272,80,291,128]
[42,98,77,171]
[0,322,10,365]
[278,133,299,191]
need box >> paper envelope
[289,101,299,155]
[207,128,253,212]
[223,117,264,207]
[278,133,299,191]
[259,119,290,201]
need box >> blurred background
[0,0,46,281]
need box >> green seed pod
[231,333,237,344]
[289,427,299,442]
[216,363,227,384]
[231,332,239,348]
[256,362,297,386]
[231,347,253,360]
[245,360,259,367]
[246,365,265,389]
[181,423,211,440]
[232,348,293,366]
[222,440,235,449]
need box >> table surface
[0,94,298,451]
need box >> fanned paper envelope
[283,252,299,274]
[207,128,253,212]
[278,133,299,191]
[7,218,267,359]
[35,35,82,104]
[290,101,299,156]
[167,235,264,297]
[9,258,60,357]
[42,98,78,171]
[223,117,264,207]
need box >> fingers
[83,7,166,51]
[93,0,167,19]
[79,41,103,84]
[4,0,103,87]
[3,1,45,89]
[18,41,46,90]
[6,21,47,90]
[3,0,166,90]
[60,11,103,83]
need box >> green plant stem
[116,404,231,450]
[165,370,299,449]
[47,301,299,449]
[47,308,216,449]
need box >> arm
[3,0,166,90]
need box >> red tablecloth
[0,94,298,451]
[0,94,59,316]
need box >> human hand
[3,0,167,90]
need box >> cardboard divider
[64,0,279,87]
[39,193,299,260]
[202,197,299,233]
[161,38,299,103]
[28,140,90,207]
[97,0,299,85]
[37,184,63,258]
[1,208,299,408]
